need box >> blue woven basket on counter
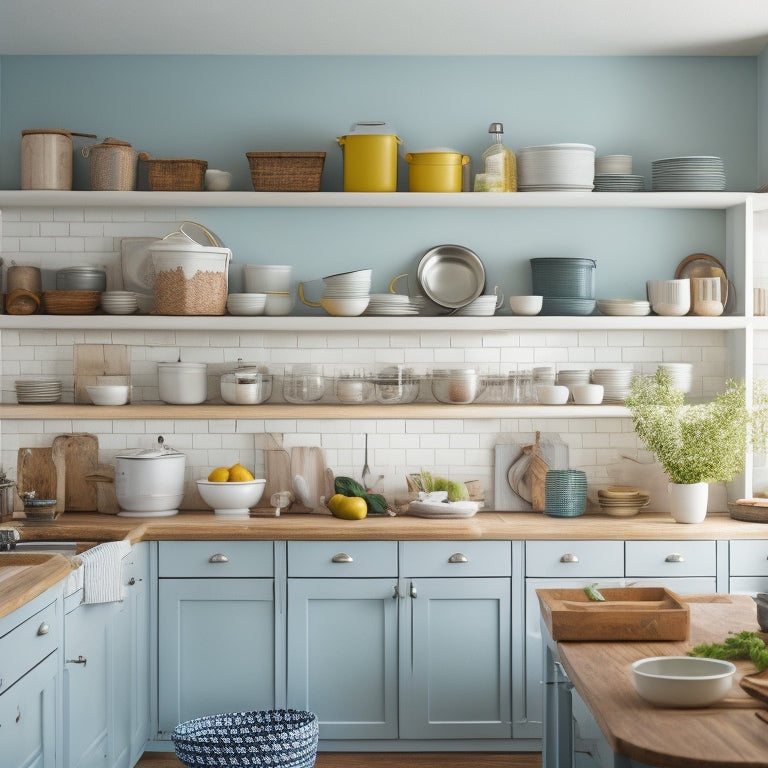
[172,709,319,768]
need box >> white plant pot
[667,481,708,524]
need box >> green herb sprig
[688,630,768,671]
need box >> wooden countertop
[556,594,768,768]
[9,509,768,544]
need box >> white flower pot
[667,481,708,524]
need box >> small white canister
[158,362,207,404]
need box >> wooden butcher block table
[556,594,768,768]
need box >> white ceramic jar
[158,362,207,404]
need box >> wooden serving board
[16,447,59,513]
[537,586,690,641]
[51,433,99,512]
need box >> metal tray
[417,244,485,309]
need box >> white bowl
[196,479,266,515]
[204,169,232,191]
[321,296,370,316]
[570,383,604,404]
[536,384,569,404]
[86,384,130,406]
[264,292,294,316]
[244,265,292,293]
[632,656,736,708]
[509,295,543,315]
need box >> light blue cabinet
[156,541,280,738]
[0,585,62,768]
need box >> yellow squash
[327,493,368,520]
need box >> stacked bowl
[591,368,635,402]
[319,269,371,316]
[597,486,650,517]
[544,470,588,517]
[226,293,267,316]
[657,363,693,393]
[100,291,138,315]
[517,144,596,191]
[530,257,597,315]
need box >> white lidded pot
[115,438,186,517]
[158,362,207,404]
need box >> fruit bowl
[196,479,266,516]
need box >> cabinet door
[286,578,398,740]
[399,577,511,740]
[157,578,277,735]
[0,652,58,768]
[64,599,119,768]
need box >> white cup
[647,279,690,316]
[692,276,723,316]
[264,291,294,316]
[244,264,292,293]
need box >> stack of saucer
[657,362,693,393]
[100,291,139,315]
[593,174,645,192]
[454,294,500,316]
[597,486,651,517]
[651,156,726,191]
[364,294,419,315]
[15,378,63,404]
[596,299,651,316]
[591,368,635,403]
[226,293,267,316]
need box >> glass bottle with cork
[475,122,517,192]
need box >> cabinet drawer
[158,541,273,577]
[525,540,623,578]
[625,540,716,577]
[729,540,768,576]
[287,541,397,577]
[401,541,511,577]
[0,599,58,694]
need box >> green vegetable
[584,584,606,602]
[432,477,470,501]
[688,631,768,671]
[335,476,367,498]
[334,476,390,515]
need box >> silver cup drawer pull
[209,553,230,564]
[448,553,468,564]
[332,553,354,564]
[665,553,685,563]
[37,621,50,636]
[560,553,579,564]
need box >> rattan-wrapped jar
[82,137,137,191]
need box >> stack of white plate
[454,295,499,316]
[657,362,693,393]
[364,294,419,316]
[593,174,645,192]
[517,143,596,191]
[556,369,591,388]
[226,293,267,316]
[15,378,63,404]
[597,299,651,316]
[100,291,139,315]
[322,269,371,300]
[651,156,726,191]
[591,368,635,403]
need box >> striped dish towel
[79,540,132,604]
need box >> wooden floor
[136,750,542,768]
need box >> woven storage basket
[172,709,319,768]
[246,152,325,191]
[137,152,207,191]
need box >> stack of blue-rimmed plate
[593,174,645,192]
[651,156,726,191]
[544,469,587,517]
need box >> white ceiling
[1,0,768,56]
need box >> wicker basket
[137,152,207,191]
[172,709,319,768]
[246,152,325,192]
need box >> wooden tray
[537,586,690,641]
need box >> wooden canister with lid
[21,129,73,190]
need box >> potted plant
[624,368,768,523]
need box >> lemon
[208,467,230,482]
[327,493,368,520]
[229,464,255,482]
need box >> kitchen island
[544,594,768,768]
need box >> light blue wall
[0,55,757,302]
[759,47,768,186]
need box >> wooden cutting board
[256,447,292,510]
[51,433,99,512]
[291,446,332,514]
[16,447,59,512]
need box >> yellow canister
[405,151,470,193]
[337,123,402,192]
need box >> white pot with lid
[158,362,207,404]
[115,438,186,517]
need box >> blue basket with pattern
[172,709,319,768]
